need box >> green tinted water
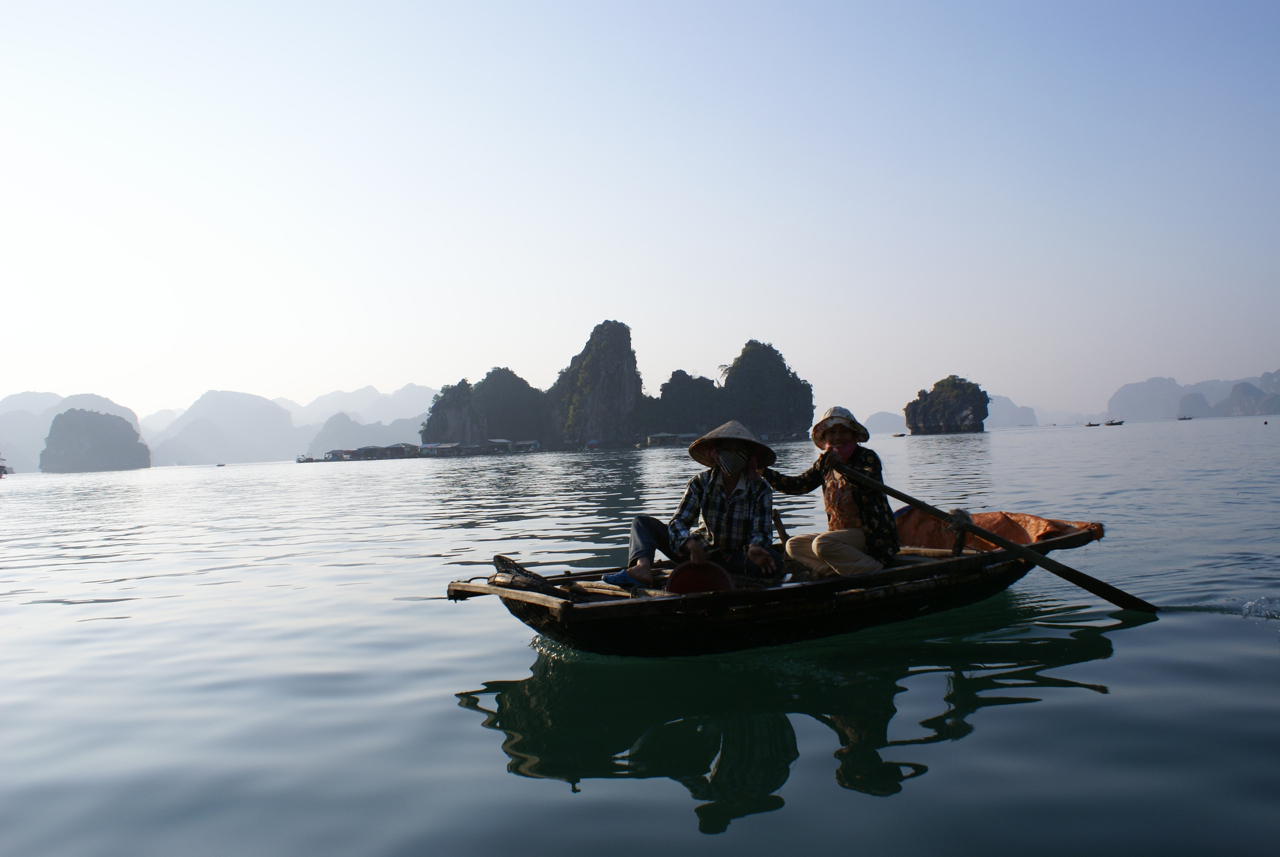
[1,418,1276,854]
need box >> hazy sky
[3,1,1277,420]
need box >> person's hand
[748,544,777,575]
[685,538,707,565]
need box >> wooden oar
[830,461,1158,613]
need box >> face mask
[829,439,860,460]
[717,447,747,477]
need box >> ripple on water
[0,421,1278,855]
[1242,596,1280,620]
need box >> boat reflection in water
[458,600,1155,834]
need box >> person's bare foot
[628,557,654,586]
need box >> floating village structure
[301,439,543,463]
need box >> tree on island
[419,381,488,444]
[40,409,151,472]
[471,367,552,442]
[651,370,726,434]
[720,340,814,435]
[904,376,989,435]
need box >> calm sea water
[2,418,1278,856]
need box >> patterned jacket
[669,466,773,554]
[764,447,900,563]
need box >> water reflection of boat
[457,607,1153,834]
[448,514,1103,657]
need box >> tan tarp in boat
[895,507,1104,553]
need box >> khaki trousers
[785,528,884,577]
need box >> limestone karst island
[4,320,1279,471]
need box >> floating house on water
[420,442,462,457]
[305,439,545,463]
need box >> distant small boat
[216,463,226,467]
[1085,422,1100,427]
[891,433,905,437]
[1104,420,1124,426]
[1177,416,1193,421]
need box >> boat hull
[499,558,1031,657]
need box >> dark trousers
[627,515,783,578]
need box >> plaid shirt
[763,446,900,563]
[669,466,773,553]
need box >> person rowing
[604,421,783,588]
[763,406,899,577]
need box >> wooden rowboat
[447,521,1105,658]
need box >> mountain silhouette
[151,391,317,465]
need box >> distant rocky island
[40,409,150,473]
[863,411,907,435]
[11,345,1269,472]
[421,321,814,449]
[275,384,438,428]
[1108,369,1280,422]
[985,395,1037,428]
[1180,381,1280,419]
[0,393,142,473]
[2,324,813,468]
[904,376,989,435]
[865,392,1033,435]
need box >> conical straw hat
[688,420,776,469]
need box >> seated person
[763,407,899,577]
[605,421,783,588]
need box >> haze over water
[2,418,1278,855]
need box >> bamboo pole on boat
[830,461,1158,613]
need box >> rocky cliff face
[1211,383,1280,417]
[546,320,643,446]
[420,380,488,444]
[40,409,150,473]
[1260,369,1280,396]
[904,376,989,435]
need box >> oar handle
[830,460,1158,613]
